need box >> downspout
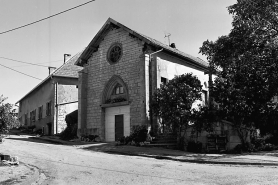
[148,48,163,135]
[205,66,213,109]
[55,82,59,134]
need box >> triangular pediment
[75,18,209,70]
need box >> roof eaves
[76,18,208,69]
[75,19,114,66]
[15,75,52,104]
[16,51,82,104]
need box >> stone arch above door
[101,75,129,106]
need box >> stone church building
[75,18,209,142]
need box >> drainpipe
[55,82,59,134]
[148,48,163,135]
[205,66,213,109]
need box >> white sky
[0,0,236,104]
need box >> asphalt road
[1,135,278,185]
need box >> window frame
[202,90,208,106]
[38,105,43,120]
[107,42,123,64]
[46,101,51,116]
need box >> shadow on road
[5,137,62,145]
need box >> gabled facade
[75,18,210,142]
[17,52,83,135]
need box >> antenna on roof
[164,33,171,46]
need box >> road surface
[1,135,278,185]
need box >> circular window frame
[107,42,123,64]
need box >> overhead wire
[11,60,63,68]
[0,57,56,68]
[0,63,43,80]
[0,0,95,35]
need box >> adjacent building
[16,53,83,135]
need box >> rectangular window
[161,77,168,85]
[38,106,43,120]
[25,114,28,125]
[46,101,51,116]
[119,86,124,94]
[116,87,120,94]
[202,90,208,105]
[30,110,36,123]
[114,86,124,95]
[33,109,36,122]
[30,112,32,123]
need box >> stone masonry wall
[57,84,78,133]
[78,69,88,136]
[81,28,146,140]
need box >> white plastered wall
[156,57,209,109]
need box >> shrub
[116,136,130,145]
[27,125,36,130]
[187,140,202,153]
[233,144,243,154]
[80,134,99,142]
[261,143,274,151]
[34,129,43,135]
[116,125,148,146]
[60,110,78,140]
[130,125,148,145]
[250,136,278,152]
[265,135,278,145]
[251,137,265,149]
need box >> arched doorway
[101,75,130,142]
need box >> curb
[30,137,65,145]
[31,137,278,166]
[104,151,278,166]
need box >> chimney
[64,54,71,64]
[170,43,176,48]
[48,67,56,75]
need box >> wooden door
[115,115,124,141]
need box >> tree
[0,95,19,133]
[151,73,203,146]
[199,0,278,145]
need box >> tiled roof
[137,33,208,68]
[53,51,83,78]
[16,51,83,104]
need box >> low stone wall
[183,121,250,151]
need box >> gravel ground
[0,162,38,185]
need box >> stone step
[154,136,177,140]
[151,139,177,144]
[145,143,177,147]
